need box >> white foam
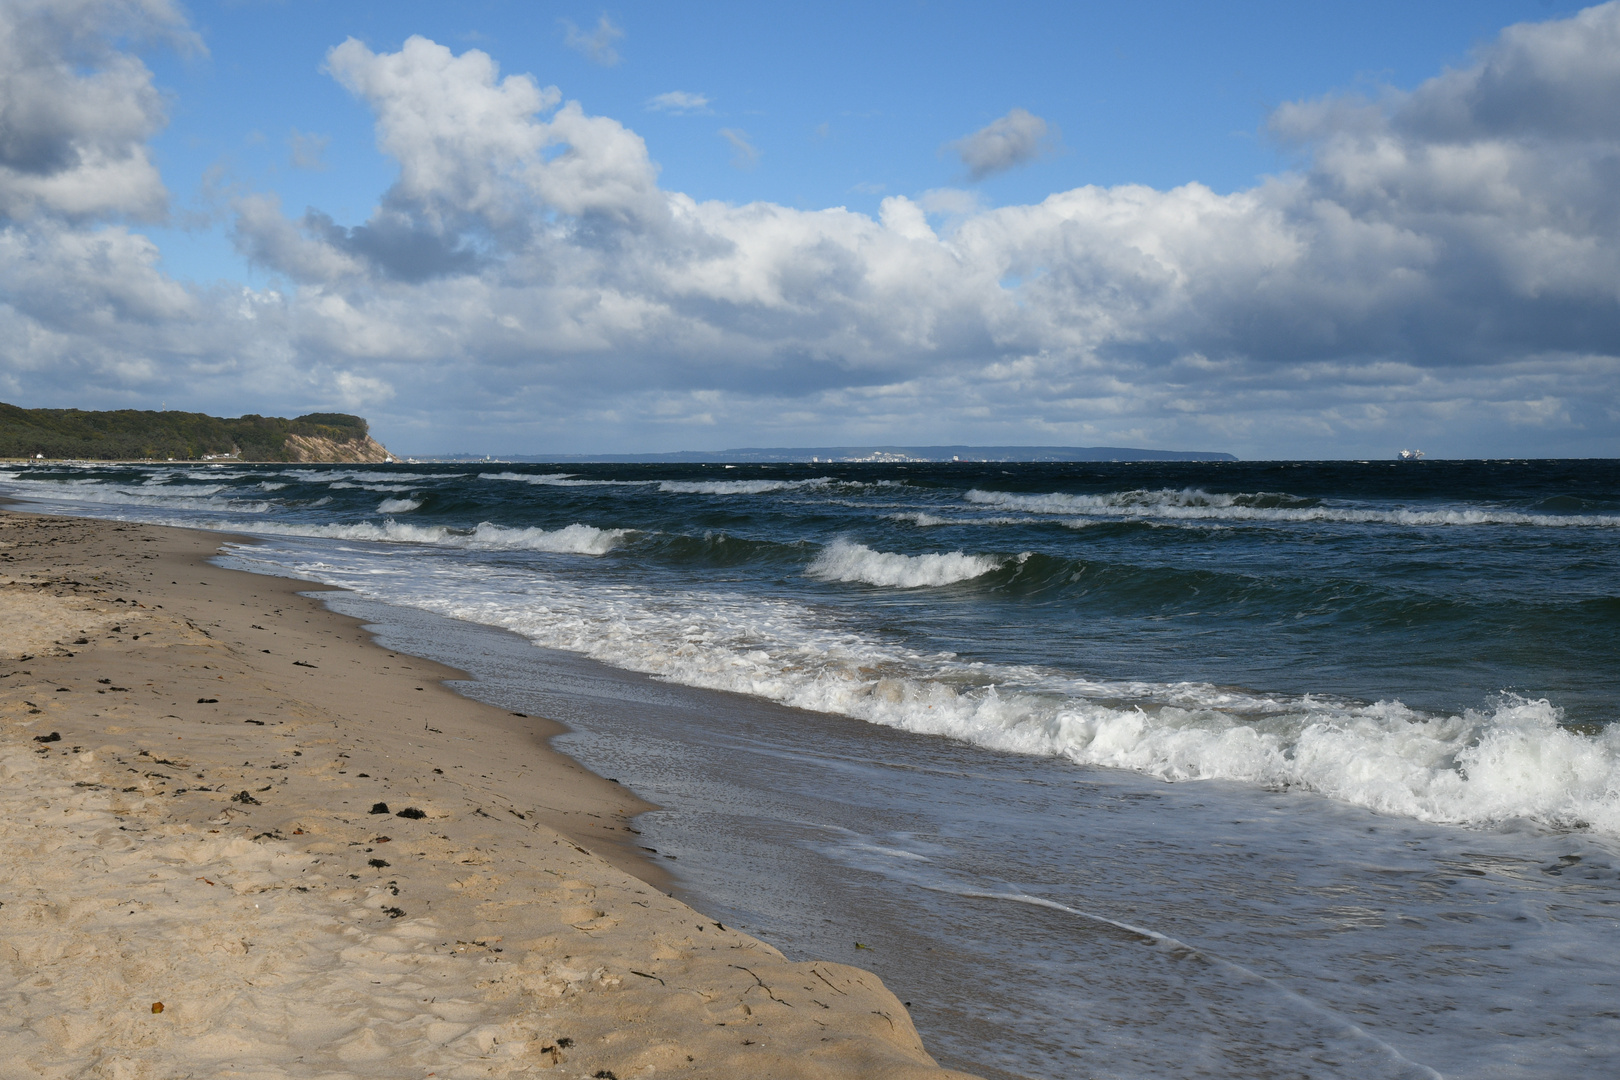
[657,478,835,495]
[376,498,422,513]
[479,471,651,487]
[481,471,569,483]
[0,475,269,514]
[477,473,847,495]
[1019,694,1620,833]
[287,469,448,483]
[808,540,1005,588]
[966,487,1620,528]
[886,511,1069,530]
[326,480,413,492]
[242,519,628,555]
[135,483,228,498]
[465,522,626,554]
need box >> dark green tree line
[0,403,372,461]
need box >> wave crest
[967,487,1620,527]
[658,478,835,495]
[808,540,1004,588]
[246,519,628,555]
[480,471,650,487]
[885,511,951,527]
[1024,694,1620,832]
[480,472,846,496]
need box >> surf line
[942,886,1446,1080]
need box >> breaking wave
[657,478,835,495]
[479,471,651,487]
[479,472,850,496]
[808,540,1007,588]
[885,511,952,527]
[966,488,1620,527]
[245,519,628,555]
[285,469,449,483]
[376,497,422,513]
[0,475,271,514]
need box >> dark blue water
[5,458,1619,1078]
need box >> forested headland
[0,404,388,462]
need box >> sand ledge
[0,511,977,1079]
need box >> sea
[2,458,1617,1080]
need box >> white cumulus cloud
[0,0,195,221]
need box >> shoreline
[0,508,975,1078]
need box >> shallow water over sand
[326,593,1620,1080]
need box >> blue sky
[146,0,1570,282]
[2,0,1616,458]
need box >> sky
[1,0,1617,459]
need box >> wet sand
[0,508,976,1079]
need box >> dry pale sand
[0,510,979,1080]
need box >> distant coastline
[422,445,1238,464]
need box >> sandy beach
[0,508,976,1079]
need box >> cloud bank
[0,0,193,222]
[2,2,1619,457]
